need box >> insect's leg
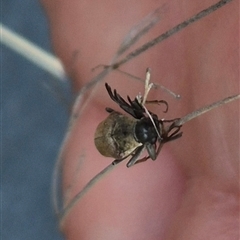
[112,155,129,165]
[153,141,165,160]
[105,107,115,113]
[126,145,145,168]
[145,143,157,160]
[145,100,169,113]
[132,155,150,165]
[112,159,124,165]
[168,132,183,142]
[162,118,180,123]
[165,125,183,141]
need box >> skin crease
[41,0,239,240]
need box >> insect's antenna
[152,83,181,99]
[136,68,162,139]
[108,68,181,99]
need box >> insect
[94,69,182,167]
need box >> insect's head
[134,116,160,144]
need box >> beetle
[94,78,183,167]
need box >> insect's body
[94,80,182,167]
[94,111,141,159]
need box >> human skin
[41,0,239,239]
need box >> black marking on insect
[94,81,182,167]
